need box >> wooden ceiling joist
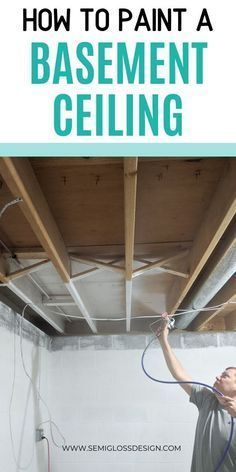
[167,159,236,315]
[190,276,236,330]
[0,157,96,333]
[9,277,65,333]
[125,280,132,331]
[65,281,97,333]
[225,311,236,330]
[0,255,64,332]
[43,295,76,306]
[124,158,138,331]
[0,256,10,283]
[0,158,70,283]
[7,241,192,260]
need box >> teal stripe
[0,143,236,157]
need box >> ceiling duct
[175,221,236,329]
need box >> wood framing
[6,259,50,282]
[0,157,234,335]
[167,159,236,315]
[0,158,97,333]
[43,295,76,306]
[125,280,132,331]
[71,267,100,281]
[71,257,123,281]
[0,256,9,283]
[8,277,65,333]
[0,158,70,282]
[133,251,189,278]
[124,158,138,331]
[7,241,192,259]
[225,311,236,330]
[70,255,124,273]
[65,281,97,333]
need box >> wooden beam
[30,157,189,169]
[200,317,226,331]
[70,255,124,273]
[125,280,132,332]
[30,157,194,168]
[124,158,138,280]
[31,157,124,168]
[0,158,97,333]
[71,258,122,281]
[6,241,192,259]
[3,248,48,259]
[6,259,50,282]
[0,256,9,283]
[65,281,97,333]
[0,158,70,282]
[124,158,138,331]
[225,311,236,330]
[167,159,236,315]
[71,267,100,281]
[8,277,65,333]
[190,277,236,330]
[133,251,189,278]
[43,295,76,306]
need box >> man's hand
[216,395,236,417]
[156,312,170,343]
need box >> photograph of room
[0,157,235,472]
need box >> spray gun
[149,313,175,336]
[166,317,175,330]
[142,313,234,472]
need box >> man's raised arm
[157,317,192,396]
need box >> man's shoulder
[190,385,215,409]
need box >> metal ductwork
[175,221,236,329]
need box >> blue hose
[141,336,234,472]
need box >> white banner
[0,0,235,145]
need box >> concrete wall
[0,303,50,472]
[1,303,236,472]
[49,332,236,472]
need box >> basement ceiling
[0,157,235,335]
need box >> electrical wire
[42,437,51,472]
[38,420,66,441]
[0,197,23,219]
[1,200,65,467]
[44,300,236,321]
[0,198,235,324]
[141,332,235,472]
[0,231,71,323]
[2,198,235,468]
[9,315,35,470]
[19,304,66,449]
[0,198,234,325]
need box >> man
[157,315,236,471]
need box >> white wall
[48,333,236,472]
[0,304,50,472]
[1,305,235,472]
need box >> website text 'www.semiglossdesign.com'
[62,444,182,453]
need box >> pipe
[175,223,236,329]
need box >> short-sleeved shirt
[190,385,236,471]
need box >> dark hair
[226,367,236,371]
